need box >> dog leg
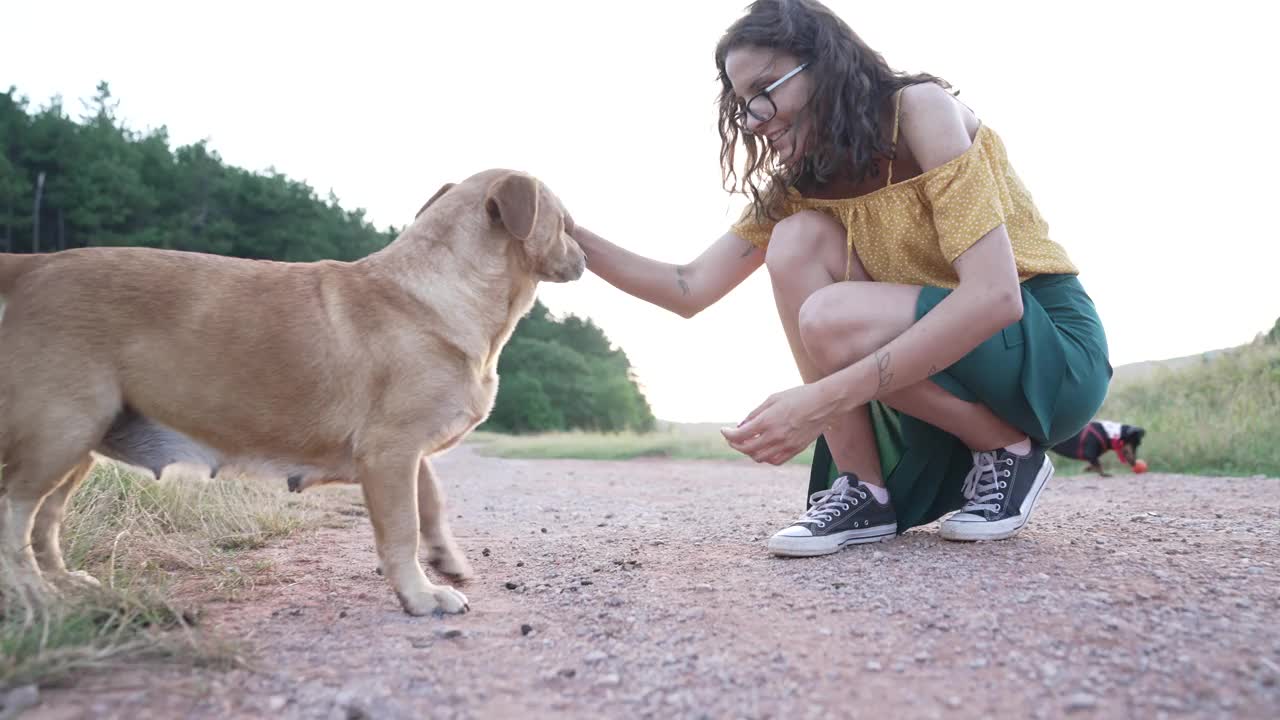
[358,450,469,616]
[1,461,78,611]
[417,457,473,584]
[1,384,119,613]
[31,455,102,592]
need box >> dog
[1050,419,1146,476]
[0,168,584,616]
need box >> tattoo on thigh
[675,265,690,296]
[875,351,894,396]
[740,243,756,258]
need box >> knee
[764,210,844,276]
[798,286,873,372]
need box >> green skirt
[807,273,1112,531]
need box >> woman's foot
[768,474,897,557]
[940,444,1054,541]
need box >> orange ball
[1133,459,1148,474]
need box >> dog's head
[1119,425,1145,464]
[416,169,585,284]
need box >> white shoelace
[796,475,867,528]
[960,451,1013,514]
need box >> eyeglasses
[735,63,808,131]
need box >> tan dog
[0,168,584,616]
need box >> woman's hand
[720,382,839,465]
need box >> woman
[569,0,1111,557]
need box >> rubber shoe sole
[767,523,898,557]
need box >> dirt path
[29,446,1280,719]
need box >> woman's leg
[765,211,886,485]
[765,212,1025,473]
[796,283,1027,451]
[799,281,1059,542]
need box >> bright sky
[4,1,1276,423]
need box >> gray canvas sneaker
[941,445,1054,541]
[768,474,897,557]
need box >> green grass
[1095,340,1280,477]
[1,462,323,690]
[469,426,816,465]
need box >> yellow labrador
[0,169,584,616]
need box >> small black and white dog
[1051,420,1146,476]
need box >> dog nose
[555,254,586,282]
[563,257,586,281]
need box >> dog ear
[416,182,456,218]
[484,172,539,241]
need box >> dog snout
[554,252,586,282]
[549,235,586,282]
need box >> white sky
[3,0,1277,423]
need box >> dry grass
[1,461,325,690]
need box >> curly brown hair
[716,0,952,224]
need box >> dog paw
[46,570,103,592]
[428,550,474,585]
[434,586,470,614]
[2,574,60,612]
[399,585,470,616]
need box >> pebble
[0,685,39,718]
[521,624,534,636]
[585,650,609,663]
[865,660,882,671]
[597,673,622,687]
[1065,693,1098,712]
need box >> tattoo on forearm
[675,265,690,296]
[875,351,894,396]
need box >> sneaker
[940,444,1054,541]
[767,474,897,557]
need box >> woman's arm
[819,82,1023,407]
[571,225,765,318]
[821,225,1022,411]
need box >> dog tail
[0,253,38,298]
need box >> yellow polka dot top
[731,93,1078,289]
